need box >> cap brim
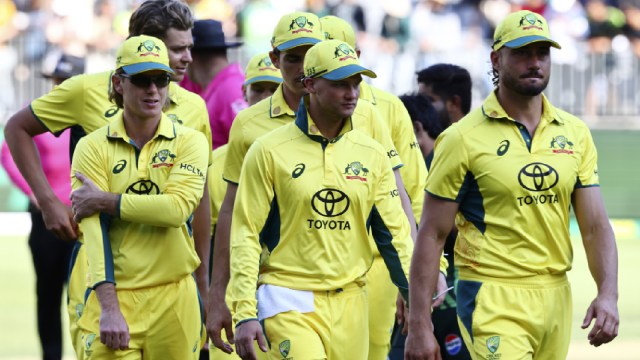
[121,62,175,75]
[192,42,244,50]
[244,76,283,85]
[322,64,377,80]
[276,37,322,51]
[504,35,561,49]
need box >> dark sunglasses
[120,73,171,88]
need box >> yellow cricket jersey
[230,101,414,324]
[360,82,427,221]
[71,114,209,289]
[223,84,402,184]
[30,71,213,161]
[426,91,599,280]
[208,144,228,233]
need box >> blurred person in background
[583,0,626,115]
[180,19,246,149]
[405,10,618,360]
[621,0,640,58]
[1,53,84,360]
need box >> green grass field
[1,232,638,359]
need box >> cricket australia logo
[151,149,176,168]
[334,43,356,61]
[137,40,161,57]
[84,333,96,357]
[279,339,291,358]
[289,16,314,33]
[344,161,369,182]
[486,335,500,354]
[167,113,183,125]
[520,13,544,30]
[550,135,574,154]
[258,56,278,73]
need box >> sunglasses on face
[120,73,171,88]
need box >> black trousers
[27,203,75,360]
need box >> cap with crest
[320,15,356,49]
[271,11,323,51]
[115,35,174,75]
[244,53,283,86]
[492,10,561,51]
[304,40,376,81]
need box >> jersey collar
[358,81,377,105]
[269,84,297,118]
[167,82,182,106]
[106,113,177,143]
[294,96,353,146]
[482,90,564,125]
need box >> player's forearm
[408,229,446,327]
[208,185,237,300]
[209,204,232,300]
[4,111,56,206]
[582,223,618,298]
[394,169,417,240]
[95,283,121,314]
[192,185,212,297]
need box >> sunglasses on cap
[120,73,171,88]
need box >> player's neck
[282,84,304,112]
[496,87,543,135]
[123,112,160,149]
[308,103,346,140]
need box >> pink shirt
[180,63,248,149]
[1,130,72,206]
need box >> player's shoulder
[253,122,302,150]
[550,105,590,131]
[233,96,273,127]
[171,83,207,108]
[345,128,387,156]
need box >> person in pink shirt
[180,19,246,149]
[0,53,83,360]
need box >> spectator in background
[410,0,463,70]
[621,0,640,58]
[181,19,246,149]
[584,0,626,115]
[1,53,84,360]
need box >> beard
[502,72,550,97]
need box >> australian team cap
[492,10,561,51]
[303,40,376,81]
[320,15,357,49]
[271,11,324,51]
[115,35,174,75]
[244,53,283,86]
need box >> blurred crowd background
[0,0,639,211]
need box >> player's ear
[112,74,124,95]
[269,50,281,69]
[242,84,248,103]
[302,77,315,93]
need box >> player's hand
[582,294,619,347]
[432,272,449,308]
[404,321,441,360]
[99,308,130,350]
[235,320,267,360]
[40,197,78,241]
[206,296,235,354]
[71,172,103,222]
[396,293,410,335]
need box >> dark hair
[416,63,472,114]
[129,0,194,39]
[399,94,444,139]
